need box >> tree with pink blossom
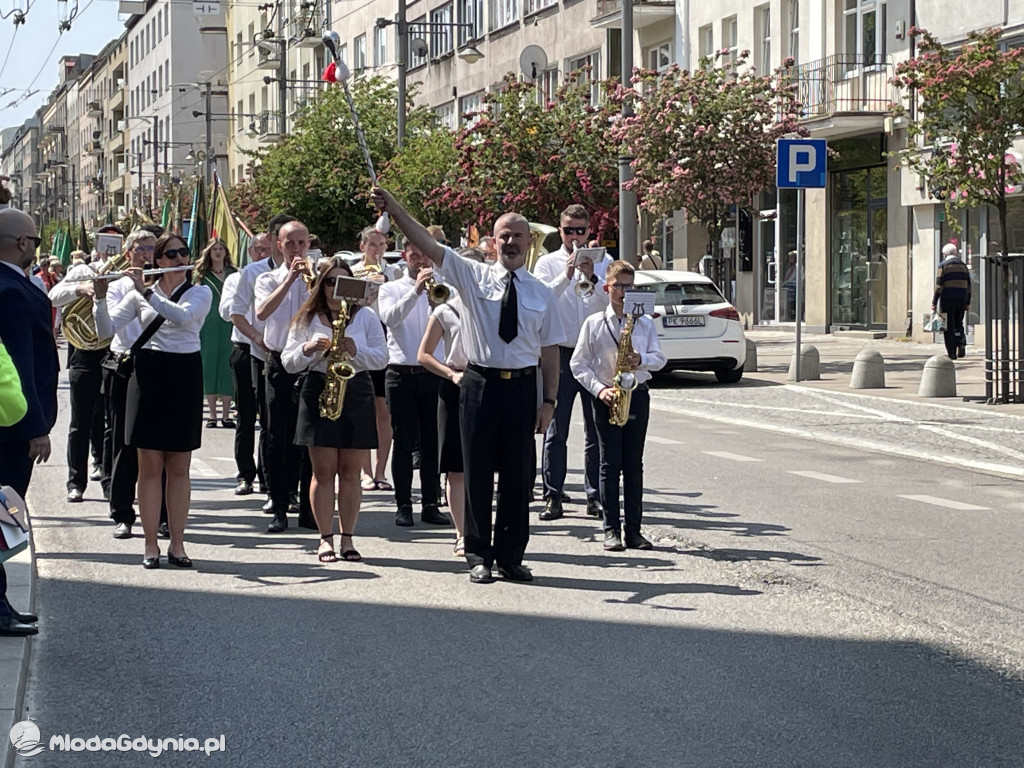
[611,51,806,283]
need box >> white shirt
[218,272,246,344]
[254,262,309,353]
[533,246,609,348]
[95,276,143,354]
[281,307,389,375]
[377,274,441,366]
[47,262,97,307]
[30,273,47,294]
[434,245,565,369]
[432,299,468,370]
[99,281,212,354]
[230,256,276,361]
[570,306,667,397]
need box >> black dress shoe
[234,480,254,496]
[142,555,160,569]
[157,522,170,539]
[395,506,414,527]
[167,552,193,568]
[539,498,563,521]
[297,513,318,530]
[267,513,288,533]
[624,533,653,550]
[4,601,37,624]
[420,506,451,526]
[469,564,494,584]
[0,615,38,636]
[112,522,132,539]
[497,563,534,582]
[66,488,84,503]
[90,464,103,481]
[603,530,625,552]
[586,499,603,518]
[262,498,274,514]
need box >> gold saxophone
[62,251,130,350]
[608,313,639,427]
[318,301,356,421]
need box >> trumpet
[569,243,595,298]
[62,265,193,283]
[424,277,450,304]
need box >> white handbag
[0,486,29,563]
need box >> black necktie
[499,272,518,344]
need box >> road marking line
[190,459,219,478]
[787,470,861,484]
[702,451,763,462]
[648,435,684,445]
[897,495,990,511]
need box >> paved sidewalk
[1,548,33,768]
[744,329,1024,414]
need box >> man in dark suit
[0,208,59,636]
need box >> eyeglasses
[608,282,634,292]
[134,245,156,253]
[160,247,190,259]
[1,234,42,247]
[561,226,588,236]
[323,277,341,286]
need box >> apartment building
[0,120,39,215]
[682,0,1022,340]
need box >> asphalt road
[15,368,1024,767]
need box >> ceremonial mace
[322,31,378,186]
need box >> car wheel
[715,367,743,384]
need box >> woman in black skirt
[282,258,387,563]
[103,234,212,569]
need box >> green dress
[198,270,236,397]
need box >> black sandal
[339,534,361,562]
[317,534,338,563]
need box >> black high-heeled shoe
[142,553,160,569]
[167,552,193,568]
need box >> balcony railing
[793,54,896,121]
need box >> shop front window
[831,165,887,327]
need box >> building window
[338,43,348,66]
[647,42,670,72]
[430,4,454,57]
[237,99,244,132]
[567,51,601,105]
[408,16,428,67]
[842,0,886,68]
[491,0,518,31]
[354,34,367,70]
[457,0,483,44]
[756,4,771,72]
[527,0,556,14]
[435,101,455,129]
[459,91,483,127]
[373,24,388,66]
[536,67,558,105]
[698,24,713,61]
[722,15,738,67]
[786,0,800,64]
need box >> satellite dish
[519,45,548,81]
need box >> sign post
[776,138,827,382]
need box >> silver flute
[62,265,194,283]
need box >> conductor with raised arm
[372,188,565,584]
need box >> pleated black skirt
[437,377,464,473]
[296,370,377,449]
[126,349,203,452]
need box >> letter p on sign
[777,139,827,189]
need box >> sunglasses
[561,226,588,236]
[160,247,190,259]
[2,234,42,247]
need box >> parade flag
[160,195,172,231]
[187,176,208,261]
[236,216,253,266]
[208,172,239,263]
[55,221,72,266]
[77,216,90,253]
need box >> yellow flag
[210,173,239,264]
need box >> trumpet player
[570,261,665,552]
[254,220,317,534]
[532,204,609,522]
[282,258,387,563]
[377,242,451,528]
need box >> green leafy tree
[612,52,805,281]
[436,71,620,234]
[381,126,461,242]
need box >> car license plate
[663,315,705,328]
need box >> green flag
[56,221,72,266]
[160,196,172,231]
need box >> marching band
[24,188,665,583]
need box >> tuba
[62,251,130,350]
[525,223,558,273]
[319,301,356,421]
[607,313,639,427]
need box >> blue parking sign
[777,139,827,189]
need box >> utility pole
[396,0,407,147]
[152,117,159,213]
[204,81,213,188]
[618,0,638,264]
[277,38,288,139]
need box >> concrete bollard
[743,338,758,372]
[849,349,885,389]
[787,345,820,381]
[918,355,957,397]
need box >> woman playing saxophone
[282,258,387,564]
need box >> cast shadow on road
[26,579,1024,768]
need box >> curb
[1,517,35,768]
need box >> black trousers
[251,354,269,491]
[385,367,441,509]
[942,301,967,358]
[264,353,311,516]
[103,360,138,525]
[230,343,263,485]
[541,346,600,501]
[592,387,651,537]
[460,367,536,569]
[66,346,107,492]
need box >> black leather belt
[467,363,536,380]
[233,342,251,351]
[388,364,427,374]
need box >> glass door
[830,166,887,328]
[758,210,777,323]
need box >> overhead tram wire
[9,0,94,109]
[0,26,19,83]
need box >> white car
[633,270,747,383]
